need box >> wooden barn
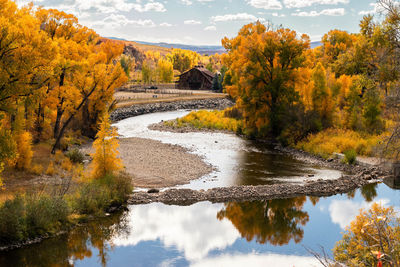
[176,66,214,90]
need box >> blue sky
[16,0,381,45]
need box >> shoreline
[111,97,234,122]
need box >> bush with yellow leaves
[171,110,243,133]
[296,128,384,158]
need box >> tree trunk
[51,82,99,154]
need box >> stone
[147,188,160,194]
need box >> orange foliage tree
[90,112,122,179]
[222,22,310,137]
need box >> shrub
[174,110,242,133]
[344,149,357,165]
[25,195,69,236]
[0,196,26,244]
[0,194,69,244]
[61,158,73,171]
[45,162,56,176]
[31,164,44,175]
[296,128,383,159]
[72,182,110,215]
[72,173,132,215]
[54,151,64,165]
[66,149,84,164]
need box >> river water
[1,111,399,267]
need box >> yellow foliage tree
[90,112,122,179]
[222,22,310,137]
[334,203,400,267]
[157,58,174,83]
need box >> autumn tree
[334,203,400,267]
[33,9,127,151]
[156,58,174,83]
[167,49,199,73]
[91,112,122,179]
[222,22,310,137]
[141,59,155,85]
[311,63,334,128]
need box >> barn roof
[179,66,215,80]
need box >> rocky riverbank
[111,98,234,122]
[129,167,388,205]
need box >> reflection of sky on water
[112,202,239,261]
[73,183,400,267]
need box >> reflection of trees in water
[0,211,130,267]
[217,197,309,246]
[346,183,378,202]
[360,183,378,202]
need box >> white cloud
[292,8,345,17]
[160,22,173,27]
[283,0,349,8]
[91,14,156,28]
[246,0,283,10]
[180,0,214,5]
[204,25,217,31]
[184,19,202,25]
[329,199,391,229]
[112,202,239,261]
[359,3,380,15]
[211,13,263,22]
[272,12,286,17]
[190,253,320,267]
[180,0,193,5]
[57,0,166,14]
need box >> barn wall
[176,69,213,90]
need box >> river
[1,110,399,267]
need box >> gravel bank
[118,138,213,188]
[111,98,234,122]
[129,167,389,205]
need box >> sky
[16,0,382,45]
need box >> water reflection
[112,202,239,261]
[217,198,309,246]
[0,211,129,267]
[1,183,399,266]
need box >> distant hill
[311,41,322,49]
[107,37,225,55]
[134,41,226,55]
